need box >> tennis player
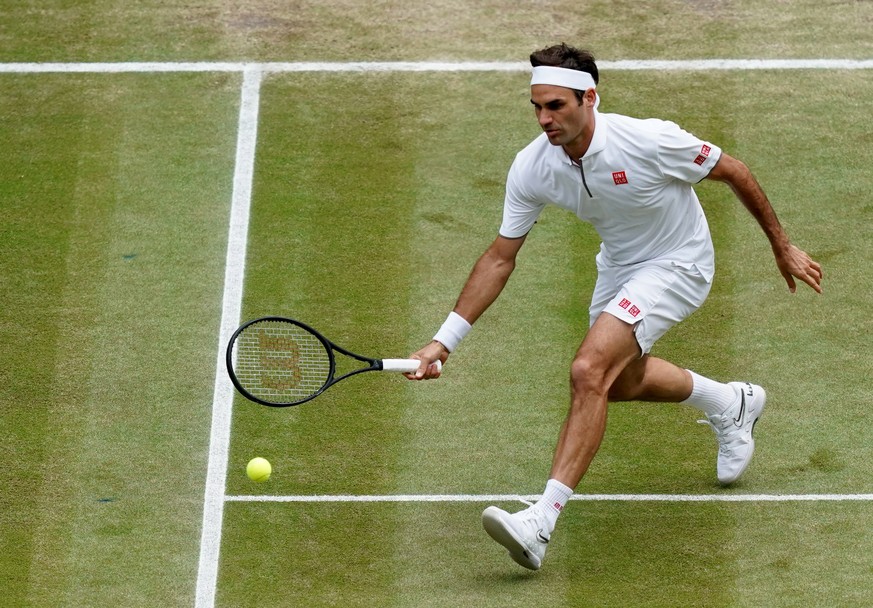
[407,43,822,571]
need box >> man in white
[407,44,823,571]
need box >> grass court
[2,2,873,606]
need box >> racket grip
[381,359,442,373]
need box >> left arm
[706,153,823,294]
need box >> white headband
[530,66,596,91]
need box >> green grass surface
[224,69,873,605]
[218,501,873,607]
[3,2,873,606]
[2,0,872,61]
[0,72,240,606]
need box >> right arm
[706,153,822,294]
[408,234,527,379]
[455,233,527,324]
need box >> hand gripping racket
[226,316,439,407]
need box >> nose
[538,110,552,127]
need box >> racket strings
[232,321,331,402]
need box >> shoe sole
[719,384,766,486]
[482,507,542,570]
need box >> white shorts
[588,260,712,355]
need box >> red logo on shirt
[628,305,641,317]
[694,144,712,166]
[612,170,628,185]
[619,298,631,309]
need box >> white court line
[0,59,872,73]
[194,67,262,608]
[226,493,873,503]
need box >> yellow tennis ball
[246,457,272,482]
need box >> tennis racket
[226,316,440,407]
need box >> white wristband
[433,311,472,353]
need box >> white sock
[681,370,739,417]
[534,479,573,533]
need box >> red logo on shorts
[619,298,640,317]
[612,170,628,185]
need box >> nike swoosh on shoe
[733,384,750,427]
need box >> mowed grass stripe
[0,74,240,607]
[0,74,100,608]
[227,72,426,495]
[1,75,141,606]
[697,70,873,494]
[221,73,435,604]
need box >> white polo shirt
[500,110,721,281]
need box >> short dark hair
[530,44,599,102]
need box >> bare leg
[548,313,641,489]
[481,314,716,569]
[608,355,693,403]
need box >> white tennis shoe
[700,382,766,485]
[482,504,550,570]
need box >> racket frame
[226,316,395,407]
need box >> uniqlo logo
[619,298,631,309]
[554,502,563,511]
[694,144,711,166]
[628,305,641,318]
[693,154,707,166]
[612,170,628,185]
[701,144,711,156]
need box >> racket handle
[381,359,442,373]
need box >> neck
[563,109,597,160]
[563,125,595,160]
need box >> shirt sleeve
[498,155,545,238]
[657,121,722,184]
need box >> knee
[570,355,609,395]
[572,355,643,402]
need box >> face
[530,84,596,158]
